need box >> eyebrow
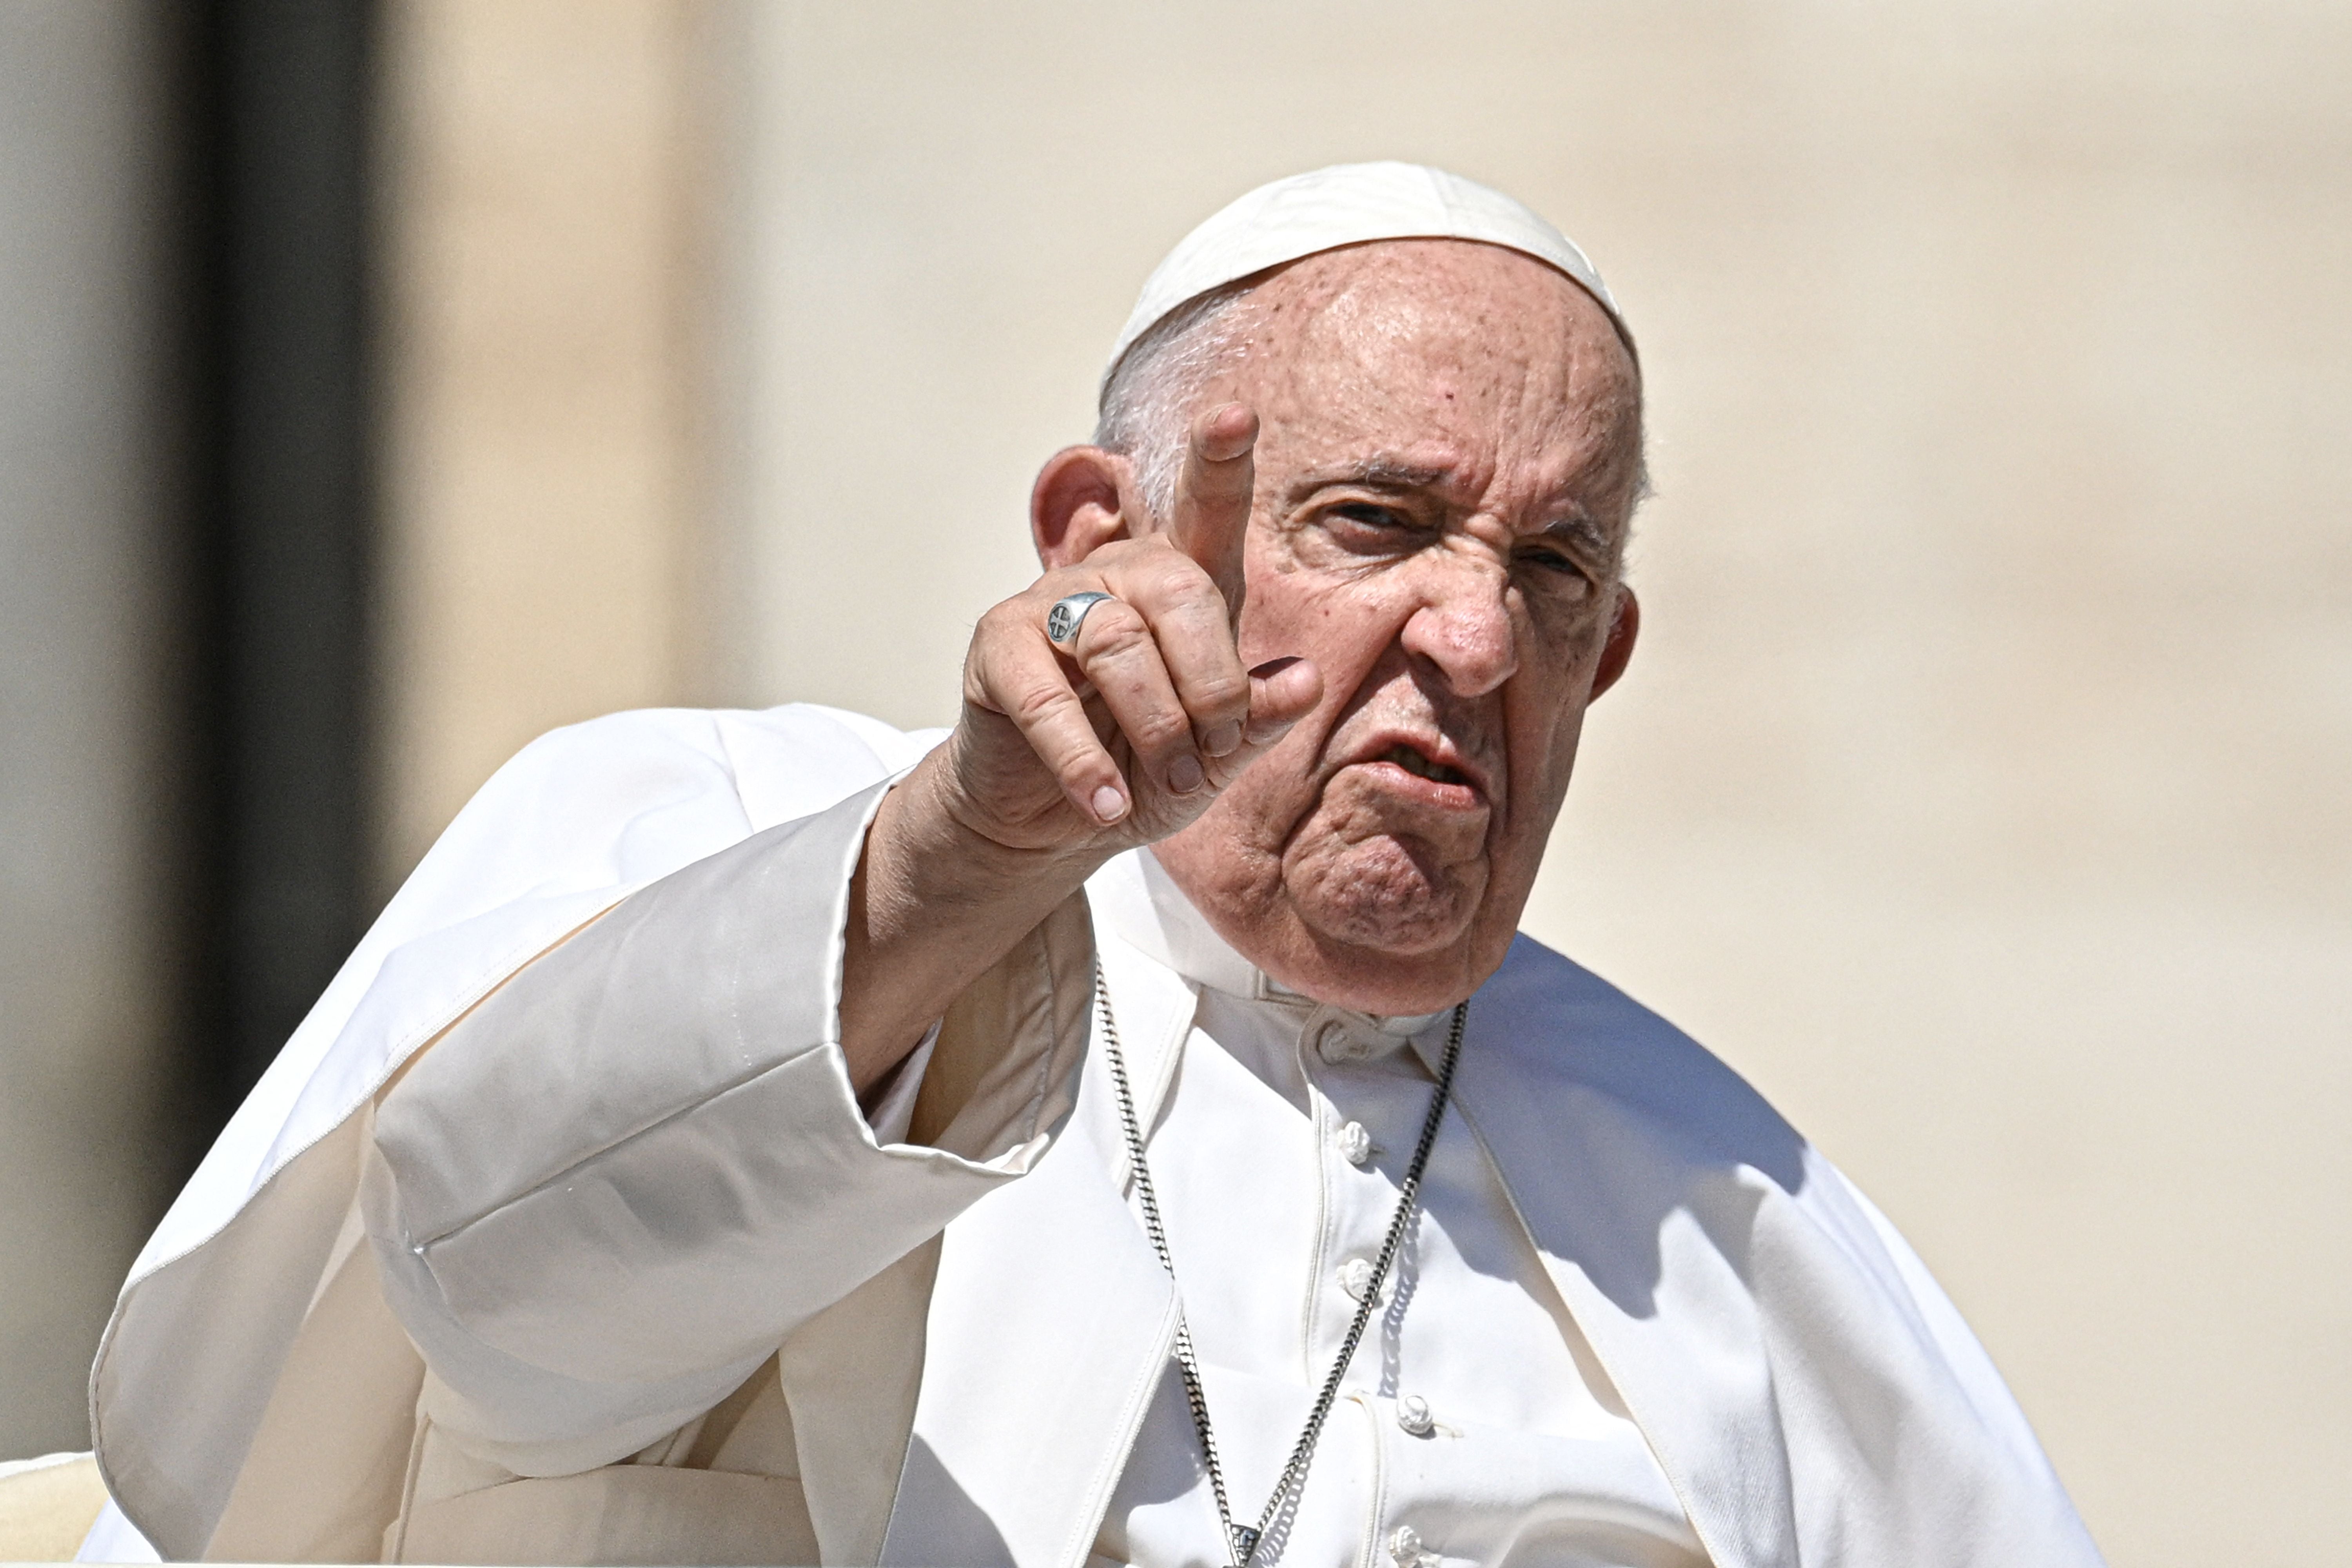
[1535,512,1614,559]
[1281,456,1460,499]
[1336,457,1455,490]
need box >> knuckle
[1150,552,1211,594]
[1170,579,1230,627]
[978,598,1031,641]
[1080,602,1153,658]
[1124,706,1192,753]
[1111,547,1194,599]
[1005,677,1077,732]
[1184,670,1249,714]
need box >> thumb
[1204,655,1323,791]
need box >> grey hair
[1093,281,1260,523]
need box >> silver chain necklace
[1093,965,1468,1568]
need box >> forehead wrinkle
[1236,245,1642,519]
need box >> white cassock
[80,704,2103,1568]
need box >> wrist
[866,750,1106,932]
[842,749,1105,1089]
[910,742,1113,882]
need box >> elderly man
[78,165,2102,1568]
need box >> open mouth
[1379,744,1473,788]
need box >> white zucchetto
[1104,161,1625,389]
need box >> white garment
[1087,855,1704,1568]
[80,705,2104,1568]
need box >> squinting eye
[1521,550,1584,578]
[1330,502,1410,529]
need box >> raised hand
[842,404,1322,1086]
[940,403,1322,856]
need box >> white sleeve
[362,778,1051,1476]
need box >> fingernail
[1249,655,1302,679]
[1245,713,1299,745]
[1167,753,1205,794]
[1091,785,1127,823]
[1201,720,1242,757]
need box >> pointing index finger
[1169,403,1257,612]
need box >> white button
[1312,1018,1369,1063]
[1336,1120,1373,1165]
[1397,1392,1434,1436]
[1338,1256,1388,1304]
[1388,1525,1423,1564]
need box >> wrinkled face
[1151,240,1644,1014]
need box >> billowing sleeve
[361,776,1085,1476]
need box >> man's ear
[1589,587,1640,701]
[1031,446,1139,570]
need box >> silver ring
[1045,591,1114,648]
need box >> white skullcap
[1104,161,1624,393]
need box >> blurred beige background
[391,7,2348,1558]
[5,1,2345,1563]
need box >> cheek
[1499,669,1591,840]
[1234,551,1325,668]
[1236,541,1402,690]
[1214,730,1320,844]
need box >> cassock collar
[1087,849,1450,1060]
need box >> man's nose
[1398,558,1518,697]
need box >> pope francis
[66,164,2105,1568]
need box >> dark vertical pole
[184,0,377,1133]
